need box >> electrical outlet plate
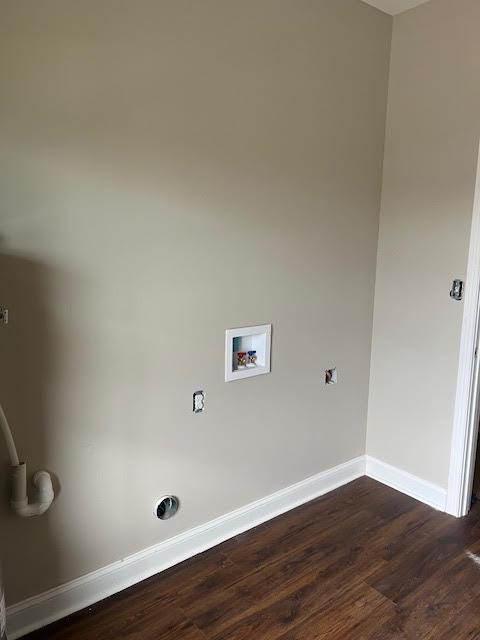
[193,390,205,413]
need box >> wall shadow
[0,252,60,606]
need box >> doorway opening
[447,141,480,517]
[472,435,480,503]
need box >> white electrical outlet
[193,390,205,413]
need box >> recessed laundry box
[225,324,271,382]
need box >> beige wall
[0,1,391,603]
[367,0,480,487]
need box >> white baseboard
[8,454,447,638]
[365,455,447,512]
[7,455,365,639]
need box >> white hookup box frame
[225,324,272,382]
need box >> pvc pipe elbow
[10,463,54,518]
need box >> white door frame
[447,142,480,517]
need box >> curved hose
[0,403,19,466]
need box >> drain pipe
[10,464,54,517]
[0,403,54,517]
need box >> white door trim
[447,141,480,517]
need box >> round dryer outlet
[155,495,180,520]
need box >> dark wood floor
[26,477,480,639]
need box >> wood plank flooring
[25,477,480,639]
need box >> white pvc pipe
[10,463,54,517]
[0,403,19,466]
[0,402,54,517]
